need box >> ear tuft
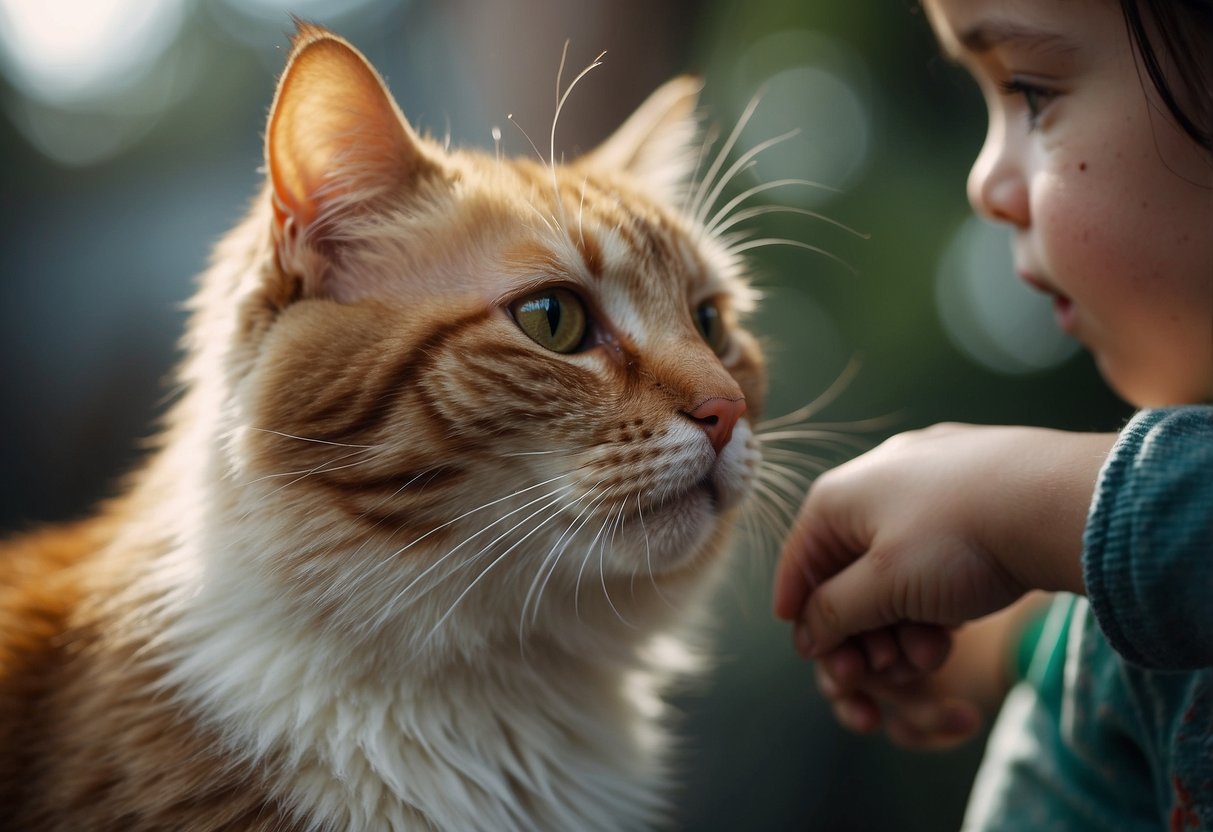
[578,75,703,204]
[267,22,432,236]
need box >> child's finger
[800,553,897,656]
[859,628,899,672]
[832,693,881,734]
[882,699,981,750]
[773,539,815,622]
[815,642,868,689]
[894,622,952,672]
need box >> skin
[776,0,1213,746]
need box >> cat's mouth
[652,471,726,518]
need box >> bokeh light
[935,215,1080,374]
[0,0,190,165]
[727,29,873,209]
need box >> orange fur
[0,24,769,831]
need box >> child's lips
[1019,271,1076,332]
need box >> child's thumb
[801,556,895,656]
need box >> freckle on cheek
[1079,162,1087,172]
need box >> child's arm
[774,424,1116,656]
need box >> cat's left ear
[578,75,702,204]
[266,22,435,247]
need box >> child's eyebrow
[955,19,1079,56]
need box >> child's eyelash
[998,78,1056,129]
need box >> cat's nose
[685,396,747,455]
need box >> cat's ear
[266,22,434,241]
[578,75,702,203]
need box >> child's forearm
[985,431,1118,598]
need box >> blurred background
[0,0,1132,829]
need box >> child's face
[926,0,1213,406]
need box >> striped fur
[0,24,767,832]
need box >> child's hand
[814,599,1047,749]
[774,424,1114,657]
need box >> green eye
[511,288,587,354]
[694,298,728,355]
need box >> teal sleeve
[1082,407,1213,670]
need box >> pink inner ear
[266,27,425,236]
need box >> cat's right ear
[266,23,434,257]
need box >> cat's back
[0,517,300,832]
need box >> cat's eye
[694,299,728,355]
[511,288,588,354]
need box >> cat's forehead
[338,152,746,316]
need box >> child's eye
[998,78,1055,129]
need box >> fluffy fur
[0,24,770,832]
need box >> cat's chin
[624,477,750,576]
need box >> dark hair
[1120,0,1213,151]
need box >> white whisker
[366,474,575,624]
[246,427,378,449]
[523,483,611,627]
[574,492,619,622]
[706,177,840,240]
[599,500,634,628]
[681,121,721,217]
[694,128,799,227]
[689,91,764,222]
[757,356,863,431]
[421,487,575,645]
[707,203,869,241]
[636,495,674,609]
[725,236,857,274]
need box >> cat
[0,22,769,832]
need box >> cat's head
[202,24,766,654]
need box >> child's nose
[967,133,1029,228]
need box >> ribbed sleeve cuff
[1082,407,1213,670]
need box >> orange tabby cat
[0,23,766,832]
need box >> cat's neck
[131,433,693,831]
[144,520,683,832]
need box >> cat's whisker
[507,113,546,167]
[758,431,872,456]
[747,478,801,535]
[688,90,764,224]
[501,448,578,457]
[577,175,589,249]
[598,500,635,629]
[707,203,870,242]
[365,474,576,621]
[694,128,799,228]
[758,446,835,474]
[419,486,576,647]
[384,482,573,607]
[344,466,462,571]
[246,427,379,449]
[758,459,815,496]
[705,177,840,243]
[517,481,607,645]
[636,495,675,610]
[573,489,622,623]
[757,356,863,431]
[522,482,611,630]
[548,45,606,231]
[680,121,721,217]
[725,236,858,275]
[242,449,379,519]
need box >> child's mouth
[1020,272,1076,333]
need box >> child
[775,0,1213,827]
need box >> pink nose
[686,397,747,455]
